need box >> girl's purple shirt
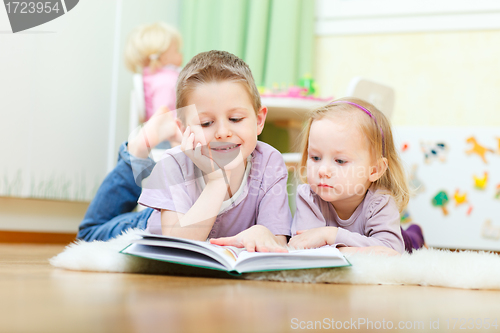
[292,184,404,253]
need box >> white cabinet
[261,97,325,154]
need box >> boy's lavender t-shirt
[138,141,292,238]
[292,184,404,253]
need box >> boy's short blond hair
[125,22,181,73]
[176,50,261,124]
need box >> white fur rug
[49,229,500,290]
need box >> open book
[120,232,351,275]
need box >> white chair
[129,74,146,135]
[346,77,395,119]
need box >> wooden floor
[1,244,500,333]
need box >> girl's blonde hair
[124,22,182,74]
[299,97,409,212]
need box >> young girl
[78,50,291,253]
[125,22,183,122]
[288,97,425,254]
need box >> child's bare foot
[406,224,427,250]
[150,106,183,145]
[128,107,182,158]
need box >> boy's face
[182,81,266,169]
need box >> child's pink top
[143,65,179,120]
[292,184,404,253]
[138,141,292,238]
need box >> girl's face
[183,81,266,170]
[307,116,376,205]
[160,39,183,67]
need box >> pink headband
[329,100,386,156]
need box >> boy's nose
[215,121,232,139]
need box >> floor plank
[1,244,499,333]
[0,230,76,244]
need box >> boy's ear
[369,157,388,182]
[176,118,185,133]
[256,106,268,136]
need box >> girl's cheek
[306,166,316,183]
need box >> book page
[123,243,229,271]
[131,233,349,273]
[234,246,349,273]
[214,245,246,262]
[132,236,244,269]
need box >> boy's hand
[288,227,338,249]
[210,225,288,253]
[181,126,225,181]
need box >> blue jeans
[77,142,155,241]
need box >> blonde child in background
[125,22,183,122]
[289,98,425,254]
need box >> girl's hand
[288,227,338,249]
[181,126,225,181]
[210,225,288,253]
